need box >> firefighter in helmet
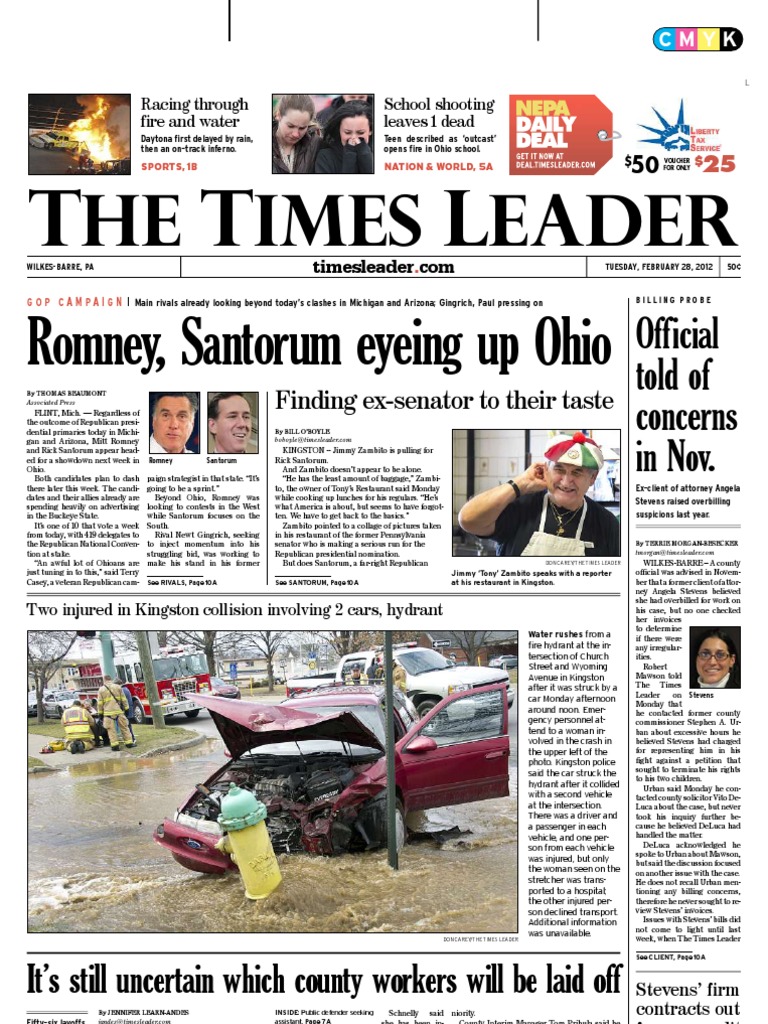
[97,675,135,751]
[62,699,97,754]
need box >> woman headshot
[690,627,740,689]
[314,99,374,174]
[272,94,319,174]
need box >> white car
[489,655,518,670]
[288,645,512,717]
[42,690,78,718]
[28,689,55,717]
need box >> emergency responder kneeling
[62,699,97,754]
[97,674,135,751]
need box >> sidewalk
[28,731,124,770]
[28,692,281,771]
[28,729,204,771]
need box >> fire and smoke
[69,94,130,161]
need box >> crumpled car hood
[190,693,385,759]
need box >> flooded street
[28,711,517,933]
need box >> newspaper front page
[16,6,759,1024]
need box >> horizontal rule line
[636,525,740,529]
[28,591,623,598]
[26,275,737,281]
[26,253,742,261]
[29,949,622,956]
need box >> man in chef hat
[458,431,620,557]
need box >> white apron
[520,493,594,557]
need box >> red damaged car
[154,683,510,870]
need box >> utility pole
[134,630,167,730]
[384,631,398,870]
[99,631,116,678]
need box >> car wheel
[132,701,148,725]
[389,799,406,852]
[56,705,65,719]
[184,709,200,719]
[416,697,440,718]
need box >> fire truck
[76,646,212,723]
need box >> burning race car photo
[28,93,131,175]
[154,682,511,871]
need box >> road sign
[229,662,238,679]
[432,640,452,648]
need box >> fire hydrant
[214,783,282,900]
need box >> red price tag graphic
[509,94,614,176]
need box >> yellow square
[698,28,721,51]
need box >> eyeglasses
[697,650,732,662]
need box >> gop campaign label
[509,94,614,175]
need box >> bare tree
[108,630,142,654]
[160,630,294,691]
[166,630,222,676]
[306,631,375,659]
[28,631,77,724]
[437,631,498,666]
[241,631,293,692]
[304,630,421,661]
[111,629,170,652]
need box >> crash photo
[28,628,518,932]
[28,94,131,175]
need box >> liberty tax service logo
[638,100,723,157]
[639,100,691,151]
